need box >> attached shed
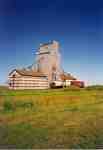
[60,72,77,87]
[8,69,49,89]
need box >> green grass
[0,86,103,148]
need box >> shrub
[15,101,34,110]
[3,100,35,112]
[3,100,14,112]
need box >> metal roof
[9,69,47,77]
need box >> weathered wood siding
[36,41,62,81]
[9,76,49,89]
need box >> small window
[12,74,16,78]
[9,82,11,87]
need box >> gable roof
[9,69,47,77]
[60,72,76,81]
[39,40,58,48]
[40,41,53,47]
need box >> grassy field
[0,86,103,148]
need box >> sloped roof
[40,41,53,47]
[40,40,58,47]
[9,69,47,77]
[60,72,76,81]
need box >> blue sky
[0,0,103,85]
